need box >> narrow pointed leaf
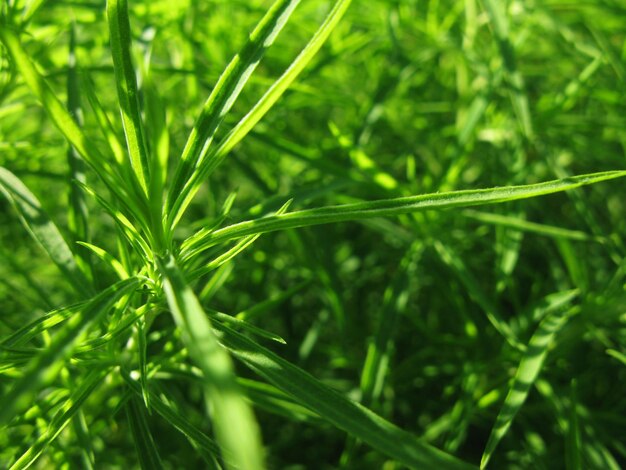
[157,255,264,470]
[215,323,475,470]
[167,0,301,219]
[480,307,578,468]
[191,171,626,253]
[169,0,353,229]
[0,167,91,294]
[0,277,140,428]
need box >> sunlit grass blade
[480,306,579,469]
[77,181,152,264]
[9,368,109,470]
[107,0,166,251]
[0,27,148,225]
[190,171,626,254]
[208,310,286,345]
[157,255,264,470]
[215,323,475,470]
[0,277,140,428]
[184,199,292,278]
[168,0,353,229]
[166,0,301,221]
[106,0,150,194]
[1,303,82,348]
[0,167,91,295]
[76,242,129,280]
[125,397,164,470]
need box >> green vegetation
[1,0,625,468]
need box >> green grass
[1,0,626,468]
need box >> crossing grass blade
[0,167,91,295]
[480,306,579,469]
[187,171,626,254]
[168,0,353,229]
[0,277,140,428]
[157,255,264,470]
[214,323,476,470]
[167,0,301,220]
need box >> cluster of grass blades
[1,0,626,468]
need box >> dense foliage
[1,0,625,468]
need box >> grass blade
[167,0,301,217]
[0,167,91,294]
[0,27,150,232]
[106,0,150,194]
[157,255,264,470]
[189,171,626,253]
[215,323,475,470]
[480,306,578,469]
[168,0,353,229]
[0,277,140,428]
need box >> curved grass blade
[157,255,264,470]
[168,0,353,229]
[480,306,578,469]
[76,242,129,280]
[9,368,110,470]
[214,323,475,470]
[0,303,83,348]
[189,171,626,254]
[0,277,140,428]
[183,199,292,278]
[0,167,91,295]
[167,0,301,222]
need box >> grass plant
[1,0,625,468]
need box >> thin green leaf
[167,0,301,222]
[191,171,626,254]
[0,166,91,294]
[480,306,578,469]
[0,277,140,428]
[168,0,353,229]
[215,323,475,470]
[76,242,129,280]
[0,27,149,228]
[184,199,293,278]
[157,255,264,470]
[106,0,150,194]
